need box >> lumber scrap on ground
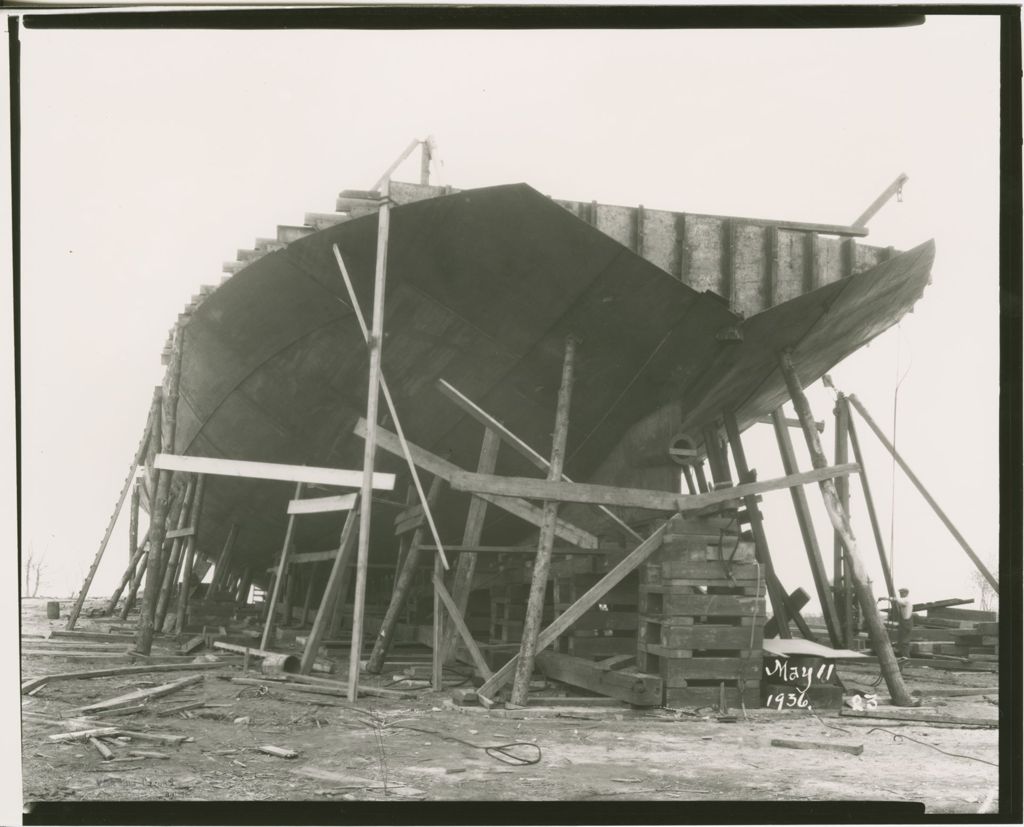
[21,661,231,694]
[534,651,662,706]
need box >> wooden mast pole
[261,482,304,649]
[510,336,577,707]
[348,180,392,702]
[844,397,897,597]
[778,350,913,705]
[137,324,185,656]
[770,408,844,646]
[174,474,206,633]
[846,393,997,593]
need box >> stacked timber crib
[637,514,766,709]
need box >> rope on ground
[868,727,998,768]
[382,722,542,766]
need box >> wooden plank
[165,527,195,540]
[431,573,493,681]
[477,520,671,701]
[449,463,860,513]
[356,418,599,549]
[262,483,304,650]
[839,709,998,728]
[73,674,203,714]
[771,738,863,756]
[535,651,661,706]
[154,453,395,491]
[511,337,577,707]
[421,545,605,556]
[287,494,358,515]
[435,379,641,542]
[21,661,229,694]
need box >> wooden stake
[174,474,206,634]
[261,483,304,649]
[846,393,997,593]
[511,336,577,706]
[844,398,897,597]
[770,408,843,646]
[439,428,501,663]
[137,328,184,656]
[777,350,913,706]
[722,411,790,637]
[348,182,391,702]
[365,477,444,674]
[300,506,359,675]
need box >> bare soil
[20,598,999,813]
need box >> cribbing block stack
[552,572,639,659]
[637,514,766,709]
[490,581,553,644]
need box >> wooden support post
[348,185,391,702]
[478,520,672,701]
[105,527,150,616]
[681,465,698,495]
[300,506,359,675]
[119,548,148,619]
[846,394,997,593]
[137,328,184,656]
[173,474,205,634]
[439,428,501,663]
[210,524,239,597]
[419,139,431,185]
[128,479,140,565]
[301,565,317,626]
[702,424,732,487]
[693,464,710,494]
[510,336,577,707]
[154,476,195,634]
[365,477,444,674]
[431,572,493,680]
[261,482,304,649]
[281,564,297,628]
[845,398,897,597]
[778,351,913,706]
[432,552,443,690]
[834,397,853,644]
[236,568,252,606]
[67,405,154,630]
[770,408,843,647]
[722,411,790,637]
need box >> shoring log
[846,393,997,593]
[281,564,298,629]
[430,572,493,680]
[364,477,444,674]
[105,527,150,616]
[511,336,577,706]
[210,524,239,596]
[129,479,140,565]
[174,474,206,634]
[440,428,501,663]
[154,476,196,633]
[432,553,443,689]
[67,405,154,630]
[261,483,304,649]
[477,519,672,702]
[722,410,790,637]
[770,407,843,646]
[137,353,182,657]
[845,399,897,597]
[236,567,253,606]
[778,351,913,706]
[834,396,853,644]
[300,565,317,625]
[120,548,148,619]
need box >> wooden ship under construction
[67,141,997,711]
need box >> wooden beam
[450,463,860,513]
[477,520,671,702]
[431,572,493,681]
[778,350,913,707]
[421,545,606,556]
[834,395,853,644]
[845,398,896,598]
[535,651,662,706]
[511,336,577,706]
[153,453,395,491]
[164,527,195,540]
[722,411,790,637]
[846,393,997,593]
[435,379,641,542]
[261,482,304,650]
[287,493,358,515]
[355,418,600,549]
[299,508,360,674]
[770,408,843,647]
[851,172,909,228]
[154,476,196,634]
[440,428,501,664]
[758,415,825,432]
[209,523,239,596]
[173,474,206,634]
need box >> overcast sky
[13,17,1000,613]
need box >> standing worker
[880,588,914,657]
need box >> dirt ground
[20,598,1000,813]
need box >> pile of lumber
[906,606,998,671]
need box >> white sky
[12,19,1001,610]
